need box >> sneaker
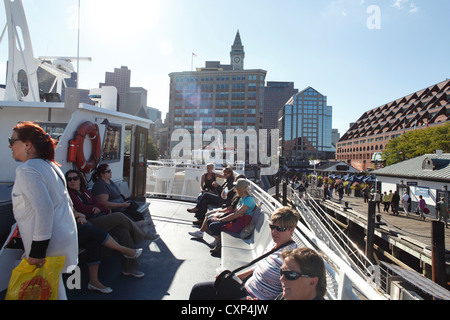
[122,271,145,278]
[189,230,204,238]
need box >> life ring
[68,121,102,173]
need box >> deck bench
[220,204,274,271]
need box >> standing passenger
[9,121,78,300]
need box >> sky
[0,0,449,136]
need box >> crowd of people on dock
[293,175,449,225]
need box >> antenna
[77,0,81,88]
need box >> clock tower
[230,30,245,70]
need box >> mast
[3,0,40,102]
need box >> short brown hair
[271,207,300,229]
[282,247,327,298]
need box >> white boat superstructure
[0,0,152,293]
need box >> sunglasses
[8,138,20,147]
[280,269,312,281]
[269,224,288,232]
[104,169,112,173]
[67,176,80,182]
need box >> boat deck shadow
[66,198,221,300]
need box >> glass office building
[279,87,334,161]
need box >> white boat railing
[146,161,386,300]
[287,186,376,281]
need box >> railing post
[275,176,280,201]
[365,201,376,264]
[282,181,287,206]
[432,221,447,290]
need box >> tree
[383,122,450,166]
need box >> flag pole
[191,53,197,72]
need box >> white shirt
[12,159,78,272]
[402,194,410,203]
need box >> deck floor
[65,198,221,300]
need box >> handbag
[5,256,65,300]
[214,240,295,300]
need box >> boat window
[101,124,122,163]
[38,123,67,144]
[17,69,29,97]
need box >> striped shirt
[244,241,298,300]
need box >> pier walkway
[299,188,450,278]
[319,191,450,250]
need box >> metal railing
[146,162,386,300]
[288,185,376,281]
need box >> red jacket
[68,188,111,216]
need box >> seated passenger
[66,169,153,279]
[91,164,148,226]
[189,206,300,300]
[277,247,327,300]
[66,169,158,241]
[199,163,223,196]
[188,175,246,239]
[206,179,256,255]
[74,209,143,294]
[188,166,235,223]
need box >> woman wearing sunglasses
[66,169,152,279]
[278,248,327,300]
[240,207,300,300]
[8,122,78,299]
[190,206,299,300]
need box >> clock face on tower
[234,56,241,64]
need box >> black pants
[77,222,108,265]
[195,193,223,221]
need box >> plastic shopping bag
[5,256,65,300]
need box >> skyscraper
[99,66,131,113]
[167,31,267,156]
[263,81,298,130]
[279,87,334,162]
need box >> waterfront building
[167,31,267,158]
[263,81,298,130]
[336,79,450,171]
[278,87,334,163]
[373,152,450,213]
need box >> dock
[297,188,450,282]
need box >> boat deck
[1,198,221,300]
